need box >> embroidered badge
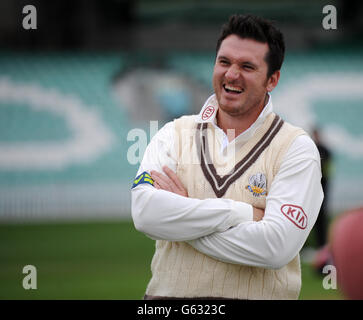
[131,171,154,189]
[245,173,267,197]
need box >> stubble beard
[217,90,266,120]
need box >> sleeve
[131,121,253,241]
[187,135,324,269]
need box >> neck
[216,94,268,141]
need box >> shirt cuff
[222,201,253,230]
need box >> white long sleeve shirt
[131,94,324,269]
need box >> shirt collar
[195,94,273,150]
[196,93,273,129]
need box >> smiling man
[131,14,323,300]
[214,35,279,136]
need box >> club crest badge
[245,173,268,197]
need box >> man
[312,128,332,249]
[311,128,333,274]
[131,14,323,300]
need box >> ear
[266,70,280,92]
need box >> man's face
[212,35,278,118]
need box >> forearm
[188,139,324,269]
[131,120,252,241]
[187,218,304,269]
[187,198,321,269]
[131,185,253,241]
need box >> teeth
[224,84,243,93]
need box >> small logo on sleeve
[131,171,154,189]
[201,106,215,121]
[281,204,307,229]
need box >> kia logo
[201,106,215,121]
[281,204,307,229]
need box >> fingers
[162,166,188,197]
[162,166,185,191]
[150,170,173,192]
[252,207,265,222]
[150,167,188,197]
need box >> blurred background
[0,0,362,299]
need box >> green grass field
[0,220,344,300]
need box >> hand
[150,166,188,197]
[253,207,265,221]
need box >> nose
[225,64,240,80]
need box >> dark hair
[216,14,285,78]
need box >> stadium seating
[0,48,362,221]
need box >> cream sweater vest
[145,112,306,299]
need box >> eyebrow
[217,55,230,61]
[243,61,257,68]
[217,55,258,68]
